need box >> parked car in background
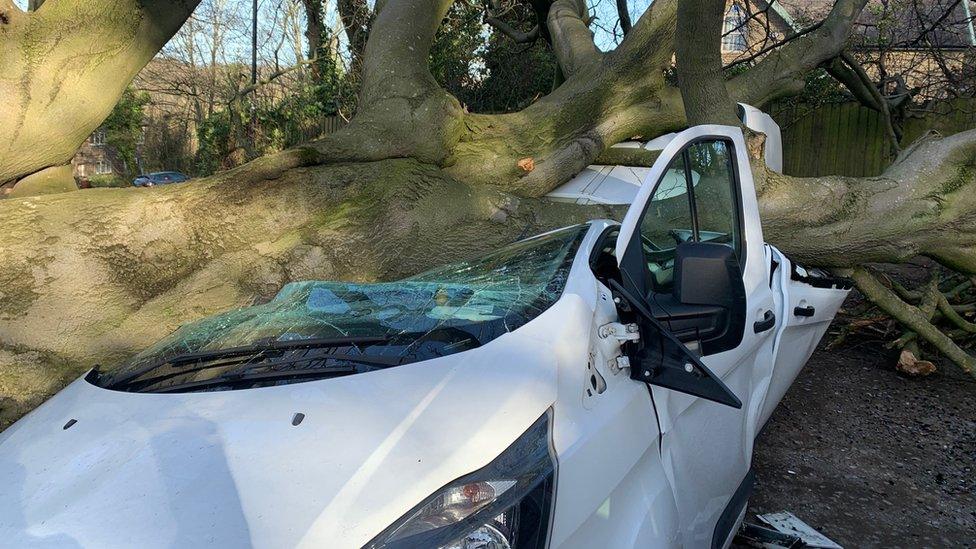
[133,171,191,187]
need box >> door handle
[794,305,816,317]
[753,310,776,333]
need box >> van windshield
[94,225,587,392]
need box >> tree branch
[610,0,677,71]
[825,55,881,109]
[485,15,540,43]
[547,0,602,77]
[0,0,202,186]
[829,51,902,154]
[851,267,976,377]
[757,129,976,273]
[938,293,976,334]
[232,57,318,102]
[728,0,870,107]
[615,0,632,35]
[724,22,824,71]
[594,147,660,167]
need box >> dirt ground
[745,338,976,548]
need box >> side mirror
[609,278,742,409]
[672,242,746,355]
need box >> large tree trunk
[0,156,609,425]
[756,130,976,273]
[0,0,199,192]
[2,127,974,417]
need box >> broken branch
[547,0,602,77]
[851,267,976,378]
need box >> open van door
[610,125,781,548]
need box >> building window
[95,160,112,175]
[91,129,107,146]
[722,4,748,53]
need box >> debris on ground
[758,512,842,548]
[735,522,803,548]
[734,512,842,549]
[895,349,937,376]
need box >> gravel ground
[743,340,976,548]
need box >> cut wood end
[897,349,937,377]
[517,157,535,173]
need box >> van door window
[687,140,740,255]
[638,154,696,292]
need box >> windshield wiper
[163,335,394,367]
[150,365,365,394]
[104,335,398,391]
[103,326,486,393]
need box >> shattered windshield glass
[93,225,587,393]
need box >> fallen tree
[1,0,975,425]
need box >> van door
[612,125,780,548]
[758,246,852,427]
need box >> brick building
[71,129,119,180]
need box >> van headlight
[365,411,556,549]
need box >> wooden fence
[279,115,346,148]
[769,98,976,177]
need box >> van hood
[0,330,558,549]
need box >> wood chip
[896,350,937,376]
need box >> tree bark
[674,0,739,125]
[756,130,976,274]
[0,159,608,368]
[546,0,602,77]
[0,0,200,190]
[2,128,973,374]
